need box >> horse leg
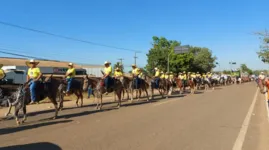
[14,105,20,125]
[151,87,154,100]
[99,94,103,110]
[80,90,83,107]
[52,99,59,119]
[22,105,27,123]
[5,103,12,117]
[58,93,64,111]
[130,88,134,102]
[116,90,121,108]
[75,91,80,107]
[138,89,141,101]
[144,88,150,101]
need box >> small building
[0,57,104,84]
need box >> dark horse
[57,76,84,110]
[83,74,123,110]
[5,75,63,125]
[128,75,150,102]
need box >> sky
[0,0,268,71]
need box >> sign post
[167,45,190,73]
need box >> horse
[83,73,123,110]
[5,75,63,125]
[175,78,195,94]
[118,76,132,100]
[146,76,165,100]
[57,77,84,110]
[129,76,150,102]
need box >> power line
[0,21,141,53]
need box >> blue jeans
[135,77,140,89]
[105,76,112,89]
[29,80,37,102]
[155,78,160,88]
[66,78,73,92]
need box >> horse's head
[82,75,90,91]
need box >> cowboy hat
[183,71,186,73]
[154,67,158,70]
[115,67,120,71]
[68,63,74,66]
[131,64,137,67]
[197,72,199,73]
[166,72,169,74]
[26,59,39,67]
[104,61,111,65]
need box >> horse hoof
[52,117,57,120]
[117,105,121,108]
[16,121,21,126]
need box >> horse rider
[114,67,123,79]
[196,72,201,78]
[169,72,174,82]
[258,72,265,84]
[160,71,165,79]
[132,64,140,89]
[103,61,112,95]
[26,59,43,104]
[153,68,161,88]
[182,71,187,87]
[64,63,76,96]
[0,64,5,80]
[191,72,196,81]
[138,68,144,79]
[202,73,207,79]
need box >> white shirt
[259,74,265,80]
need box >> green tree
[190,47,217,73]
[113,62,124,73]
[146,36,217,75]
[240,64,253,75]
[146,36,193,74]
[256,30,269,62]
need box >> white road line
[232,88,259,150]
[264,92,269,121]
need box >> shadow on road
[0,142,62,150]
[0,120,72,135]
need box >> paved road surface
[0,83,268,150]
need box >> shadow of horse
[0,120,72,135]
[0,142,62,150]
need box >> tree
[146,36,216,74]
[256,30,269,62]
[190,47,217,73]
[113,62,124,73]
[240,64,253,75]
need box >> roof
[0,57,102,69]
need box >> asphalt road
[0,83,268,150]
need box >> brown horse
[83,75,123,110]
[175,78,195,94]
[146,76,165,100]
[129,77,150,102]
[6,75,62,125]
[57,77,85,110]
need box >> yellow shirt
[169,74,174,78]
[202,74,207,78]
[191,74,196,78]
[138,72,144,78]
[114,71,123,77]
[208,74,212,77]
[155,71,160,77]
[28,67,41,79]
[0,69,5,79]
[66,68,76,78]
[165,75,169,79]
[160,74,165,79]
[182,74,187,80]
[132,68,140,76]
[196,74,201,77]
[104,66,112,76]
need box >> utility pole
[134,52,138,65]
[118,58,124,65]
